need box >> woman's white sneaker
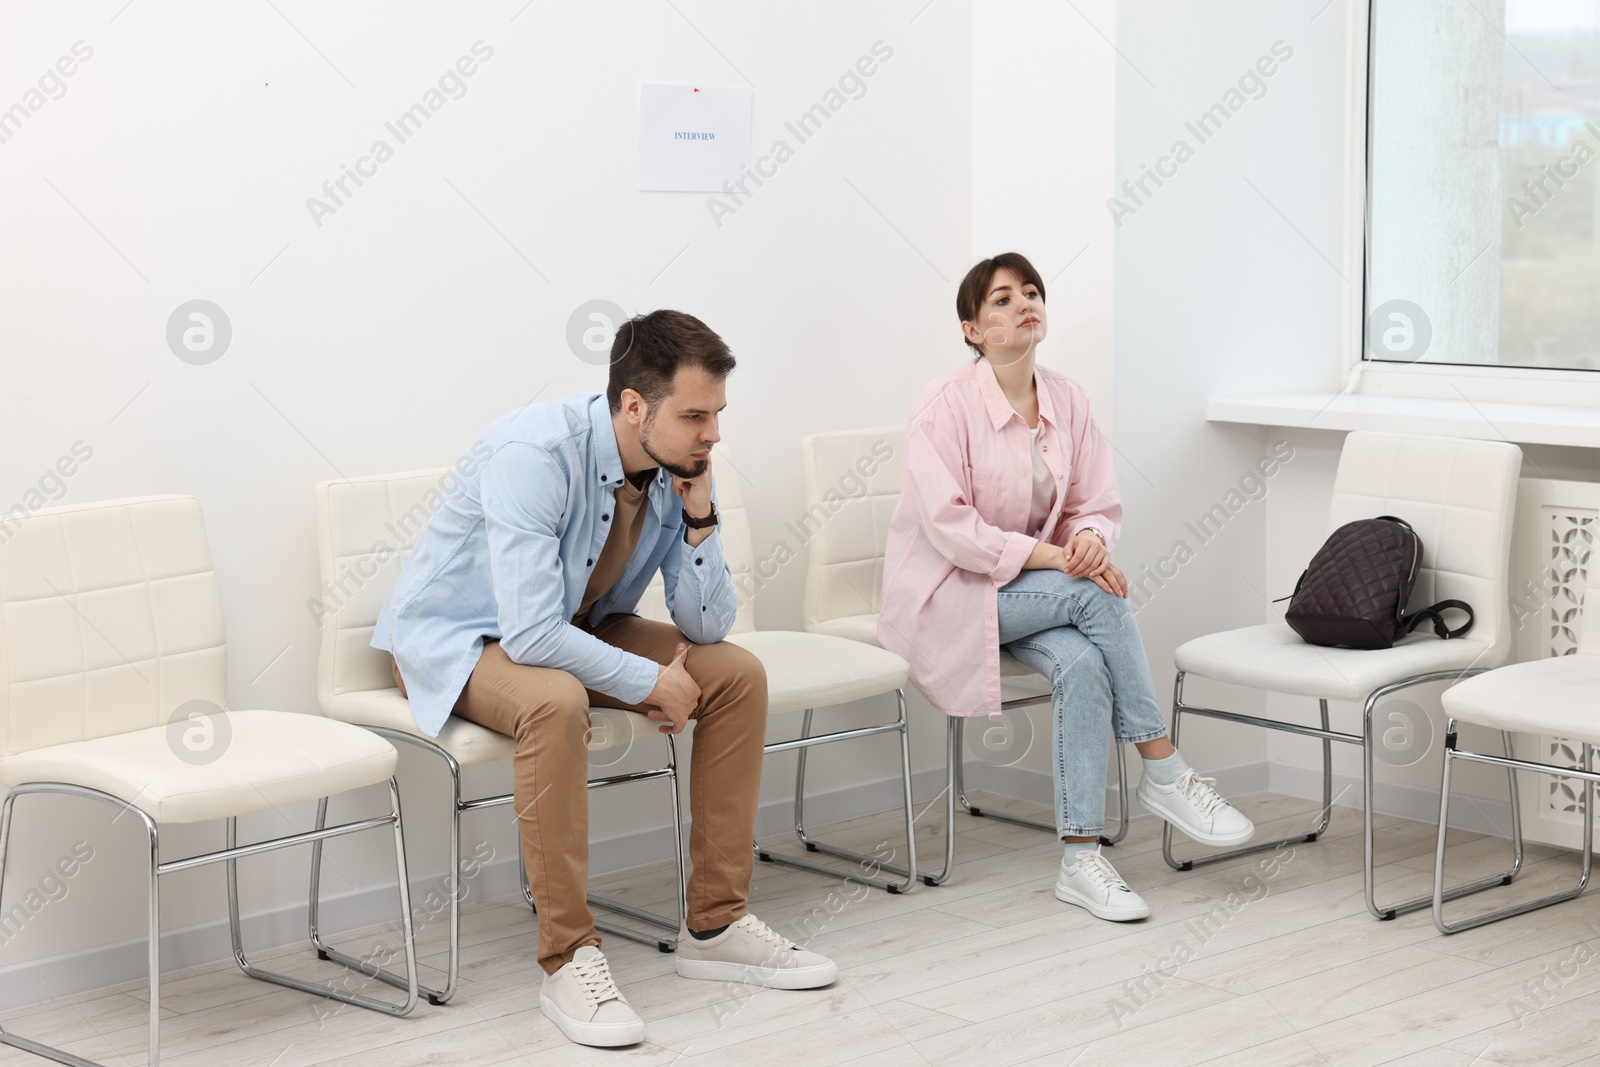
[1138,769,1255,846]
[539,946,645,1047]
[675,914,837,989]
[1055,847,1150,921]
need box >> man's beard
[640,416,709,480]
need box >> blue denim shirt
[371,391,737,737]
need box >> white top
[1027,426,1055,537]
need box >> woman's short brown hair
[955,252,1046,352]
[606,309,736,413]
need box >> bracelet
[1080,528,1106,546]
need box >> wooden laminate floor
[2,790,1597,1066]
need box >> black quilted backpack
[1282,515,1474,650]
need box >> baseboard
[1268,761,1517,838]
[964,757,1272,820]
[971,758,1517,838]
[0,757,1512,1011]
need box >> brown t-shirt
[575,467,657,624]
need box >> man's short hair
[606,309,736,413]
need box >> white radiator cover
[1508,477,1597,849]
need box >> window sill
[1207,391,1600,449]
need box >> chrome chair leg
[147,804,162,1067]
[0,786,165,1067]
[665,735,688,934]
[1363,682,1523,920]
[0,781,415,1067]
[227,779,419,1015]
[794,707,815,845]
[957,702,1130,847]
[1159,668,1524,921]
[587,736,685,951]
[1162,674,1337,871]
[310,732,459,1005]
[759,691,920,893]
[956,697,1053,833]
[328,726,688,987]
[519,736,687,953]
[1434,727,1583,933]
[923,709,1129,887]
[908,717,963,888]
[307,799,451,1005]
[518,854,680,953]
[1103,742,1131,845]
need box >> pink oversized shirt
[877,356,1122,717]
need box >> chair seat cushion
[809,613,1038,678]
[323,687,658,765]
[809,614,881,646]
[725,630,909,715]
[999,650,1043,679]
[1175,622,1499,701]
[0,711,397,825]
[324,689,517,765]
[1442,654,1600,741]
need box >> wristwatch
[682,501,719,530]
[1081,527,1106,546]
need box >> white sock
[1063,841,1098,866]
[1143,750,1191,787]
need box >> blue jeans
[997,569,1169,837]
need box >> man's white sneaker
[1139,769,1255,846]
[675,914,838,989]
[1055,847,1150,921]
[539,946,645,1047]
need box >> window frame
[1352,0,1600,408]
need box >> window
[1366,0,1600,371]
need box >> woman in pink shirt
[878,253,1254,921]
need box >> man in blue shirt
[374,310,835,1047]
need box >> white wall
[966,0,1118,789]
[1110,0,1357,784]
[0,0,974,987]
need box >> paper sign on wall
[637,83,752,192]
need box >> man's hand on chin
[673,467,715,547]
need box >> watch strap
[682,501,719,530]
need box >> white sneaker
[1139,769,1256,846]
[675,914,838,989]
[539,946,645,1047]
[1055,846,1150,921]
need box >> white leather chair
[313,469,686,1005]
[637,446,920,892]
[0,495,418,1066]
[1431,562,1600,933]
[1168,431,1525,920]
[797,428,1129,887]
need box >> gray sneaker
[539,946,645,1047]
[675,914,838,989]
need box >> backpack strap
[1271,568,1307,604]
[1401,600,1475,640]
